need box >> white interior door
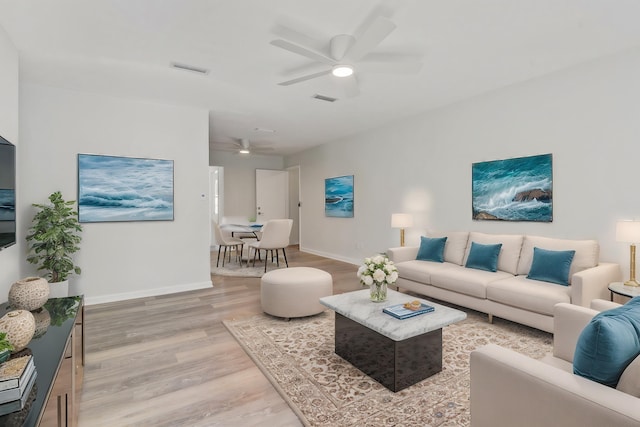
[256,169,288,222]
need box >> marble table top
[320,289,467,342]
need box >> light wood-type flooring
[78,246,361,426]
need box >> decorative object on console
[472,153,553,222]
[391,213,413,247]
[357,254,398,302]
[77,153,174,222]
[8,277,49,311]
[0,310,35,353]
[26,191,82,298]
[616,220,640,286]
[324,175,354,218]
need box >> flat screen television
[0,134,16,250]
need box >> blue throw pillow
[527,247,576,286]
[416,236,447,262]
[574,297,640,387]
[464,242,502,272]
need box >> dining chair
[213,221,245,267]
[249,219,293,272]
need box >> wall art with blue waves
[472,153,552,222]
[325,175,354,218]
[78,154,174,223]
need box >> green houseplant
[26,192,82,293]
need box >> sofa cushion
[574,297,640,387]
[428,231,469,265]
[465,242,502,272]
[463,232,524,274]
[395,260,454,283]
[517,235,599,281]
[617,354,640,397]
[430,265,512,299]
[527,247,576,286]
[486,276,571,316]
[416,236,447,262]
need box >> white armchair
[470,300,640,427]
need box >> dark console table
[0,296,84,427]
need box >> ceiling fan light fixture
[332,65,354,77]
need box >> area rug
[224,308,552,427]
[210,252,285,277]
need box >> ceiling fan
[270,11,422,97]
[210,138,274,155]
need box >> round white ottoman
[261,267,333,318]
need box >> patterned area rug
[224,306,552,427]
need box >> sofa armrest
[470,344,640,427]
[552,303,599,362]
[387,246,418,263]
[570,262,622,307]
[591,298,621,311]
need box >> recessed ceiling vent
[312,94,338,103]
[170,62,210,75]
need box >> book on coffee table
[383,303,435,320]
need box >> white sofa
[470,300,640,427]
[387,231,621,332]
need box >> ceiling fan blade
[346,16,396,62]
[278,69,332,86]
[359,61,422,74]
[270,39,335,65]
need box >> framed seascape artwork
[77,154,174,223]
[472,153,552,222]
[325,175,354,218]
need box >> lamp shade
[616,220,640,243]
[391,213,413,228]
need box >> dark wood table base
[335,313,443,392]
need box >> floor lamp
[391,214,413,247]
[616,220,640,287]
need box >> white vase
[8,277,50,311]
[48,280,69,298]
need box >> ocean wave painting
[0,189,15,221]
[325,175,354,218]
[472,153,552,222]
[78,154,174,223]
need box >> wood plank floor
[78,246,361,426]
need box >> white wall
[0,25,19,299]
[210,150,284,221]
[19,84,211,304]
[287,47,640,274]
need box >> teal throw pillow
[464,242,502,272]
[527,247,576,286]
[574,296,640,387]
[416,236,447,262]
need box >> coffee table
[320,289,466,392]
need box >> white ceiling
[2,0,640,155]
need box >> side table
[608,282,640,301]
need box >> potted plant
[0,332,14,363]
[26,191,82,297]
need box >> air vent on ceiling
[312,94,338,103]
[170,62,210,75]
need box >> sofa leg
[488,314,493,324]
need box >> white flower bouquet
[357,254,398,302]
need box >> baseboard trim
[85,280,213,306]
[299,246,360,266]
